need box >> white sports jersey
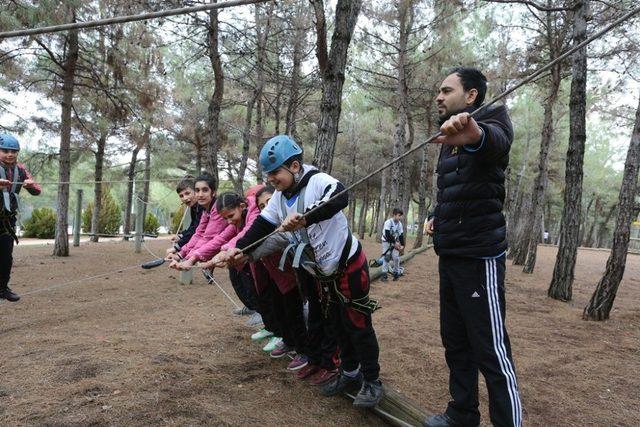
[383,218,404,242]
[260,165,358,274]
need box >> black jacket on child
[175,204,204,250]
[432,105,513,258]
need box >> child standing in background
[0,134,41,302]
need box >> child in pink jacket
[167,173,236,271]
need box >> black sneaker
[0,287,20,302]
[423,413,476,427]
[320,370,363,397]
[353,379,383,408]
[392,272,399,281]
[380,274,388,282]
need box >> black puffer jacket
[433,105,513,258]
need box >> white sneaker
[246,312,263,327]
[262,336,282,352]
[251,328,274,341]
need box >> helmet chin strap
[282,164,303,184]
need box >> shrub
[22,207,57,239]
[82,190,122,235]
[171,204,186,234]
[144,212,160,234]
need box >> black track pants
[228,265,259,312]
[439,255,522,427]
[0,233,14,290]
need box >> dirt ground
[1,238,639,426]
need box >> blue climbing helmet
[0,134,20,151]
[259,135,303,173]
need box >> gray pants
[381,241,400,274]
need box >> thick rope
[239,4,640,254]
[0,0,273,39]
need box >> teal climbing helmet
[259,135,302,173]
[0,134,20,151]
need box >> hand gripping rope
[236,4,640,257]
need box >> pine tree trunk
[522,67,560,273]
[142,130,151,224]
[414,144,430,249]
[548,0,589,301]
[583,95,640,320]
[377,168,387,241]
[90,132,107,243]
[123,146,140,237]
[53,28,79,257]
[195,133,203,175]
[584,196,600,247]
[206,3,223,180]
[596,204,617,248]
[511,194,532,264]
[311,0,362,173]
[358,181,369,239]
[370,197,379,237]
[285,2,305,139]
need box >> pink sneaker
[287,354,309,371]
[270,343,295,359]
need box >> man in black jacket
[424,68,522,427]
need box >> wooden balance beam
[345,386,429,426]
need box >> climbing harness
[276,185,378,316]
[0,163,21,243]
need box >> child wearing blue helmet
[0,134,41,302]
[226,135,383,408]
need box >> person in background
[381,208,405,282]
[0,134,41,302]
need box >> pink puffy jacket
[179,201,237,262]
[222,195,261,252]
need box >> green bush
[22,207,57,239]
[82,190,122,235]
[171,204,186,233]
[144,212,160,234]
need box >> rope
[9,177,184,186]
[12,263,142,298]
[238,4,640,254]
[0,0,273,39]
[201,268,242,310]
[141,239,163,260]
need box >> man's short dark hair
[176,175,195,193]
[393,208,403,216]
[449,67,487,108]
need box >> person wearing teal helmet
[0,133,41,302]
[227,134,384,408]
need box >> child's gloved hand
[22,178,35,189]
